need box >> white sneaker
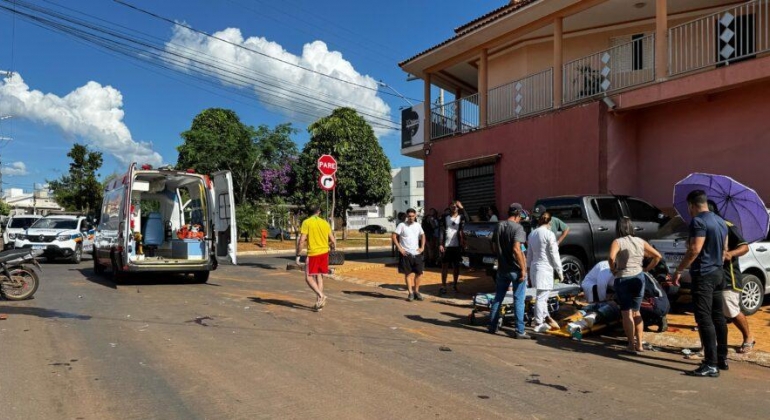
[534,324,549,333]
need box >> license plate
[665,252,685,263]
[32,245,46,250]
[483,256,496,264]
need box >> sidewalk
[326,258,770,366]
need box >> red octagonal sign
[317,154,337,176]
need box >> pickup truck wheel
[193,271,210,283]
[561,255,585,285]
[740,275,764,316]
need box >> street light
[377,80,414,107]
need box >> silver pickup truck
[650,216,768,315]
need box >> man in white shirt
[392,208,426,302]
[582,260,614,303]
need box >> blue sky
[0,0,502,193]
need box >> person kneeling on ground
[640,270,670,333]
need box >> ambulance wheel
[70,245,82,264]
[111,260,126,284]
[193,271,210,284]
[93,254,105,275]
[469,313,476,325]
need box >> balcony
[411,0,770,144]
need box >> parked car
[650,215,769,315]
[14,215,94,263]
[267,226,291,239]
[3,214,43,250]
[464,195,669,283]
[359,224,387,234]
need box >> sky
[0,0,504,193]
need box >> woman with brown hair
[527,212,563,332]
[608,217,662,354]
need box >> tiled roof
[399,0,541,67]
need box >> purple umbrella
[673,173,770,243]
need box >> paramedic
[527,212,564,333]
[296,206,336,311]
[488,203,529,338]
[582,260,614,303]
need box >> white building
[347,166,424,231]
[2,188,64,215]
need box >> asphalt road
[1,256,769,420]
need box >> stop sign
[317,154,337,176]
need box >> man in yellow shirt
[296,206,336,311]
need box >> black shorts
[399,254,424,275]
[442,246,462,265]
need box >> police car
[14,215,95,263]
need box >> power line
[112,0,420,103]
[0,1,401,130]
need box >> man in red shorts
[296,206,336,311]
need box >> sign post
[317,155,338,229]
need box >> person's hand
[455,200,463,209]
[558,271,565,282]
[673,271,682,287]
[723,250,731,261]
[399,248,408,257]
[295,256,302,265]
[439,245,445,253]
[418,247,424,255]
[520,271,527,282]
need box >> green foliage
[0,199,10,216]
[48,144,103,216]
[177,108,299,205]
[235,202,266,239]
[292,108,391,226]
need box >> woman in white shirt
[527,212,564,332]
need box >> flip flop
[738,341,756,354]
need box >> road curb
[237,245,393,257]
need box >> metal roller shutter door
[455,165,495,216]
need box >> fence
[487,68,553,125]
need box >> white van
[3,214,43,250]
[93,164,237,283]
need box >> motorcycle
[0,249,43,301]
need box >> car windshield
[655,215,688,239]
[8,217,39,228]
[30,218,79,230]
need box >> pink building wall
[425,103,603,212]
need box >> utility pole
[0,114,14,199]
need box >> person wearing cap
[439,200,469,294]
[296,205,336,311]
[532,204,570,245]
[488,202,530,338]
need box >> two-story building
[347,166,425,230]
[400,0,770,213]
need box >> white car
[650,216,768,315]
[2,214,42,250]
[14,215,94,263]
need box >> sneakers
[533,324,550,333]
[514,331,533,340]
[414,292,424,301]
[718,360,729,371]
[407,293,414,302]
[319,295,327,309]
[439,287,447,295]
[686,363,720,377]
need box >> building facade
[399,0,770,214]
[3,188,64,215]
[347,166,425,230]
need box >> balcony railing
[669,0,770,76]
[430,93,479,140]
[488,68,553,125]
[563,34,655,104]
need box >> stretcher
[469,283,581,328]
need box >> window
[404,200,408,205]
[591,198,620,221]
[417,200,424,207]
[626,199,659,222]
[404,181,408,186]
[416,181,424,188]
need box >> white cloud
[1,161,28,176]
[0,73,163,166]
[164,26,394,136]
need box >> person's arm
[608,239,619,276]
[727,243,749,260]
[392,226,407,256]
[642,240,662,272]
[296,233,307,265]
[557,227,570,245]
[513,241,527,282]
[548,232,563,280]
[438,218,446,253]
[328,231,337,249]
[673,237,705,285]
[419,232,426,254]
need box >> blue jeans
[489,270,526,334]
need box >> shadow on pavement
[0,306,92,320]
[405,313,482,334]
[75,268,117,290]
[76,268,215,288]
[238,262,280,270]
[342,290,403,300]
[248,296,314,311]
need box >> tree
[0,199,10,216]
[253,123,298,202]
[178,108,259,205]
[177,109,298,204]
[293,108,391,239]
[48,143,103,215]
